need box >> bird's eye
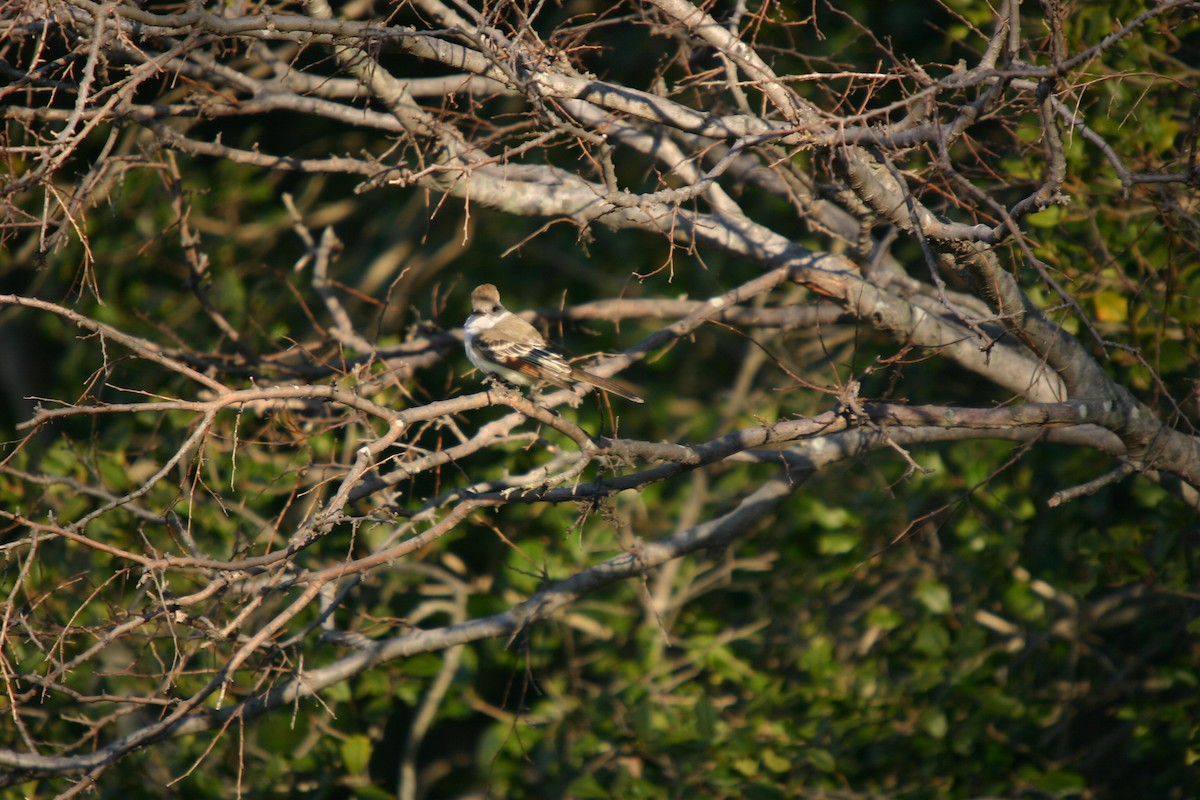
[491,304,500,313]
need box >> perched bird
[464,283,643,403]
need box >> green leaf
[566,773,610,799]
[1093,290,1128,323]
[920,708,948,739]
[1033,769,1086,795]
[866,604,903,630]
[340,734,372,775]
[1027,206,1064,228]
[915,581,952,614]
[807,500,856,530]
[805,748,836,773]
[695,695,718,740]
[913,621,950,657]
[761,748,791,773]
[818,530,860,555]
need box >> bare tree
[1,0,1197,795]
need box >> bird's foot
[483,375,522,398]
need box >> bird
[464,283,644,403]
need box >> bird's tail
[570,368,644,404]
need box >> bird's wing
[473,331,574,387]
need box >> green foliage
[2,0,1199,798]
